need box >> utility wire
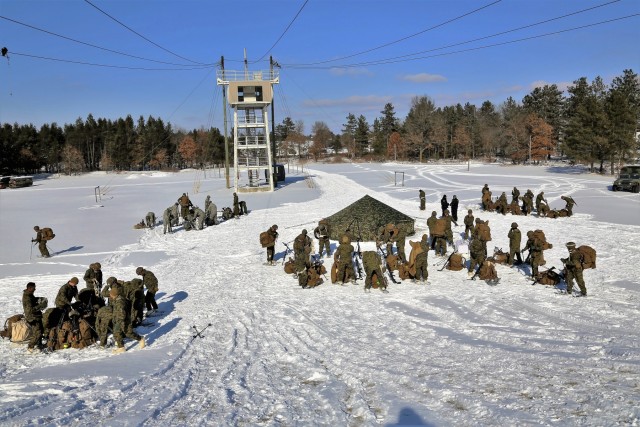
[254,0,309,63]
[167,67,216,122]
[8,51,214,70]
[83,0,207,65]
[297,0,502,66]
[0,15,207,67]
[283,14,640,69]
[286,0,621,67]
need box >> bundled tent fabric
[325,195,415,242]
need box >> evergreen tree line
[1,69,637,176]
[0,114,226,175]
[276,69,639,174]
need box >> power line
[0,15,208,67]
[293,0,502,67]
[83,0,207,65]
[254,0,309,63]
[283,13,640,69]
[9,50,214,71]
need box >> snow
[1,162,639,426]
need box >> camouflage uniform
[419,189,426,210]
[522,190,534,215]
[204,195,212,213]
[83,263,103,291]
[463,210,474,240]
[507,223,522,265]
[265,225,278,264]
[124,278,145,326]
[562,196,576,216]
[178,193,192,221]
[293,230,313,272]
[233,192,240,216]
[426,211,438,249]
[192,206,206,230]
[377,224,398,257]
[205,202,218,226]
[443,211,453,247]
[23,284,44,350]
[145,212,156,228]
[414,235,429,282]
[395,227,407,263]
[563,243,587,296]
[163,207,175,234]
[112,293,142,348]
[137,267,159,312]
[96,305,113,346]
[55,279,78,310]
[32,226,50,258]
[523,232,544,278]
[314,220,332,258]
[496,192,508,215]
[170,203,180,226]
[468,237,486,275]
[334,239,355,283]
[511,187,520,204]
[535,191,546,213]
[481,185,491,210]
[362,251,386,290]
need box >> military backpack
[476,222,492,242]
[576,245,597,269]
[533,229,552,250]
[41,227,55,240]
[0,314,24,340]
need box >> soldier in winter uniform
[377,223,398,257]
[507,223,522,265]
[32,226,50,258]
[442,210,454,248]
[83,262,103,291]
[427,211,438,249]
[314,219,332,258]
[145,212,156,228]
[23,282,45,352]
[55,277,78,310]
[111,285,145,354]
[468,237,486,277]
[521,190,534,215]
[561,196,576,216]
[293,229,313,271]
[137,267,159,315]
[562,242,587,296]
[395,226,408,263]
[413,234,429,283]
[419,189,426,210]
[333,235,356,284]
[204,195,212,213]
[481,184,491,210]
[192,206,206,230]
[496,192,508,215]
[463,209,474,240]
[523,231,544,278]
[163,206,175,234]
[511,186,520,204]
[205,201,218,226]
[264,225,278,265]
[535,191,547,213]
[177,193,193,222]
[362,251,386,291]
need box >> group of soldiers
[481,184,576,218]
[19,263,159,354]
[261,186,588,296]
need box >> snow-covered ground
[0,162,639,426]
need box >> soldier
[561,195,576,216]
[293,229,313,271]
[509,199,522,215]
[481,187,492,210]
[192,206,206,230]
[96,277,119,347]
[535,191,547,213]
[413,234,429,283]
[205,200,218,225]
[163,206,175,234]
[204,195,212,213]
[427,211,438,249]
[232,192,247,216]
[523,231,544,278]
[178,193,193,222]
[538,201,550,217]
[377,223,398,257]
[55,277,78,310]
[562,242,587,296]
[32,226,50,258]
[468,237,486,277]
[145,212,156,228]
[123,278,145,327]
[482,184,490,198]
[314,219,332,258]
[333,235,355,284]
[450,195,459,223]
[507,222,522,266]
[419,189,426,210]
[83,262,103,292]
[440,195,449,217]
[463,209,474,240]
[496,192,508,215]
[522,190,534,216]
[264,225,278,265]
[395,226,408,264]
[170,203,180,226]
[111,286,145,354]
[136,267,159,315]
[182,208,196,231]
[23,282,46,353]
[362,250,386,291]
[442,210,454,248]
[511,186,520,204]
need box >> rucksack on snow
[11,318,33,344]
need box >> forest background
[1,69,638,176]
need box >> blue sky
[1,0,638,134]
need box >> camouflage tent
[325,194,415,242]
